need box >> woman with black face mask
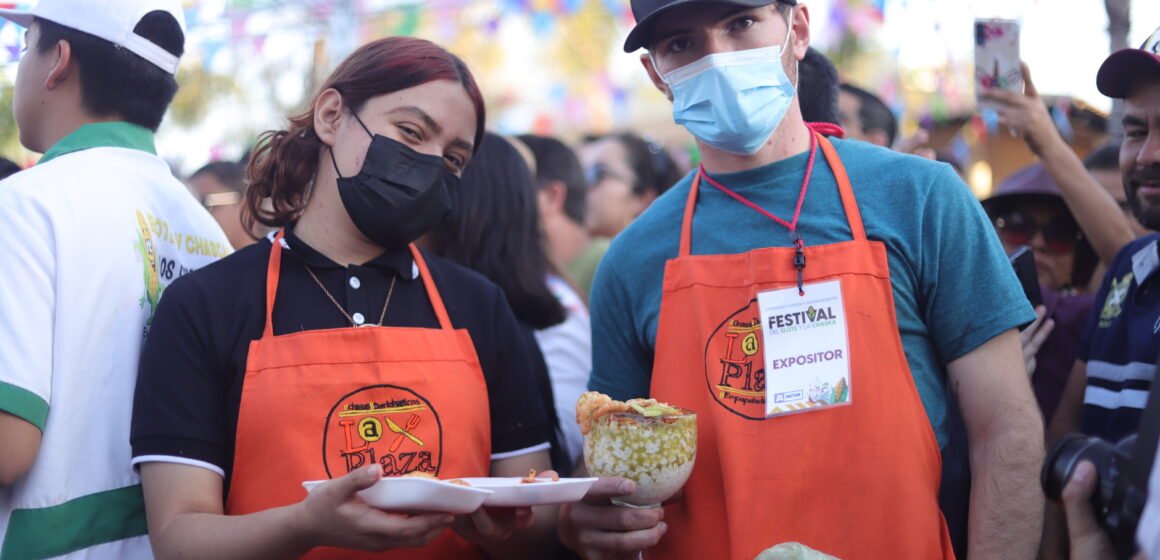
[129,37,558,559]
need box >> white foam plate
[456,477,599,507]
[302,477,493,514]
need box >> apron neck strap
[679,131,867,257]
[815,133,867,242]
[262,229,287,338]
[409,244,454,330]
[679,171,701,256]
[261,230,455,337]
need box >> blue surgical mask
[658,17,797,155]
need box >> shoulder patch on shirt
[1132,238,1159,285]
[1099,272,1134,328]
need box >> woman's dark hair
[433,132,566,330]
[34,12,183,131]
[1073,235,1099,288]
[609,132,682,197]
[244,37,485,232]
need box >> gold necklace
[302,264,397,327]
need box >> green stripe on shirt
[1,485,148,560]
[38,122,157,165]
[0,381,48,431]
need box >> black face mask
[331,111,459,249]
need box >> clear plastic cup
[583,409,697,508]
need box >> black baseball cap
[1096,26,1160,99]
[622,0,795,53]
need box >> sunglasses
[994,211,1082,254]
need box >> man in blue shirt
[1047,24,1160,481]
[560,1,1043,558]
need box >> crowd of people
[0,0,1157,559]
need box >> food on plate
[400,471,438,480]
[399,471,470,486]
[519,468,561,484]
[753,542,841,560]
[579,391,696,506]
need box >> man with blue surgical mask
[560,1,1046,558]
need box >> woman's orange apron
[225,230,490,559]
[648,134,954,559]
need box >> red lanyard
[697,123,843,294]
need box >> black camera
[1041,354,1159,560]
[1042,433,1146,558]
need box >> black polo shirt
[131,225,550,485]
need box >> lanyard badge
[758,279,852,417]
[701,123,852,418]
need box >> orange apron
[648,134,954,560]
[226,230,490,559]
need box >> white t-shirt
[535,275,592,469]
[0,125,229,559]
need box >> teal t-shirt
[588,138,1035,447]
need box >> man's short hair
[517,134,588,225]
[191,161,246,194]
[798,47,840,126]
[34,10,184,131]
[1083,142,1120,171]
[840,83,897,147]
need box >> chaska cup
[583,408,697,507]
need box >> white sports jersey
[0,123,230,559]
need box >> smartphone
[974,18,1022,111]
[1009,245,1043,309]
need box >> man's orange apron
[648,134,954,560]
[225,231,490,559]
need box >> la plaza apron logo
[321,385,444,478]
[704,298,841,420]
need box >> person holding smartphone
[982,164,1098,420]
[980,62,1137,266]
[130,37,558,559]
[561,1,1044,558]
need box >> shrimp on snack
[576,391,623,435]
[576,391,679,435]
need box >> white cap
[0,0,186,75]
